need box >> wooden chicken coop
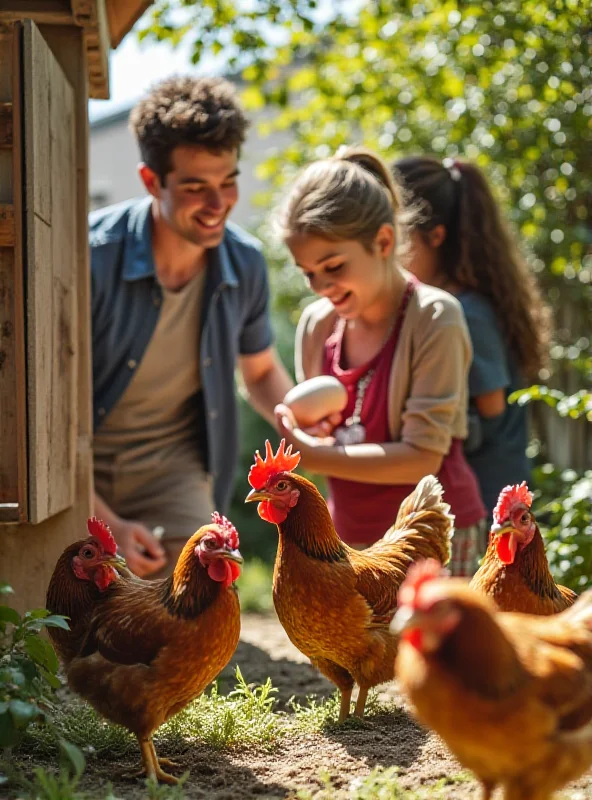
[0,0,153,612]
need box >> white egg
[283,376,348,427]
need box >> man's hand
[112,519,167,578]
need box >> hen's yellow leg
[338,688,352,723]
[138,738,179,785]
[149,741,180,784]
[354,686,368,718]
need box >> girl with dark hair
[392,156,551,516]
[274,146,487,576]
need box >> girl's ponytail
[336,147,400,211]
[393,155,551,379]
[277,146,399,252]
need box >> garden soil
[5,613,592,799]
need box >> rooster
[470,482,576,614]
[392,559,592,800]
[46,517,127,663]
[46,513,242,784]
[245,439,452,722]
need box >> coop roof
[3,1,154,100]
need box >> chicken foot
[338,688,353,723]
[354,686,369,718]
[139,738,180,784]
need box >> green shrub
[0,584,84,779]
[532,465,592,591]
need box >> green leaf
[0,583,14,595]
[23,608,50,621]
[24,634,60,674]
[0,711,20,748]
[59,737,86,777]
[39,666,63,690]
[0,605,20,625]
[40,615,71,631]
[9,699,40,728]
[1,667,26,687]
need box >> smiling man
[90,77,293,578]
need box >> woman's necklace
[334,369,375,445]
[333,280,414,447]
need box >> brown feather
[50,527,240,743]
[272,474,453,697]
[470,523,577,615]
[396,583,592,799]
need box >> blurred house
[89,102,288,228]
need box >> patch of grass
[295,767,472,799]
[158,665,282,750]
[24,666,284,764]
[236,557,274,613]
[24,700,136,760]
[288,690,398,734]
[3,766,187,800]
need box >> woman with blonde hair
[392,156,551,514]
[275,147,487,576]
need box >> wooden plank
[23,20,76,523]
[3,25,92,613]
[0,205,15,246]
[0,103,12,148]
[0,504,19,523]
[0,249,20,505]
[0,23,27,521]
[0,1,73,26]
[106,0,152,48]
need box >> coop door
[0,21,76,524]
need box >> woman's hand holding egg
[282,376,347,432]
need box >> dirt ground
[7,612,592,799]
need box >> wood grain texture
[0,23,27,521]
[2,25,92,612]
[24,20,76,523]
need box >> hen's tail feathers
[561,588,592,628]
[380,475,455,563]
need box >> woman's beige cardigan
[294,281,472,457]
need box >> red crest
[398,559,447,608]
[492,482,533,525]
[248,439,301,490]
[211,511,239,550]
[87,517,117,556]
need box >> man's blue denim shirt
[90,196,273,512]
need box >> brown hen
[47,514,242,784]
[393,559,592,800]
[245,439,452,722]
[471,482,576,614]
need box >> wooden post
[1,23,92,613]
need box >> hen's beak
[222,547,243,564]
[106,553,128,568]
[490,521,518,537]
[245,488,269,503]
[390,606,422,636]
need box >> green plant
[510,386,592,421]
[157,665,282,750]
[295,765,470,799]
[236,557,274,613]
[0,584,84,778]
[532,464,592,592]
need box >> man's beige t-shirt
[93,270,214,538]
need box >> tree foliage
[140,1,591,573]
[140,0,591,359]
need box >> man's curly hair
[129,76,249,183]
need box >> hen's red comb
[248,439,301,490]
[493,482,533,525]
[398,559,447,608]
[211,511,239,550]
[87,517,117,556]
